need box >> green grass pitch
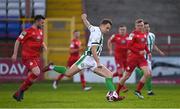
[0,81,180,108]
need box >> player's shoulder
[149,32,155,36]
[129,32,135,38]
[89,25,100,32]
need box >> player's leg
[113,56,120,78]
[135,65,151,99]
[117,61,128,93]
[93,65,125,100]
[135,66,154,95]
[52,74,65,89]
[13,64,40,101]
[146,61,154,95]
[116,58,136,95]
[79,71,92,91]
[135,68,144,78]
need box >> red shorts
[126,53,148,73]
[22,58,40,71]
[114,54,127,70]
[67,56,79,67]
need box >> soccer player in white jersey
[43,14,124,101]
[135,21,165,95]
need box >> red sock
[136,81,145,92]
[113,72,119,77]
[80,74,86,89]
[118,73,123,80]
[20,73,38,92]
[116,83,124,95]
[57,74,65,81]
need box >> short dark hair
[100,19,112,26]
[73,30,79,33]
[135,19,144,24]
[34,15,45,21]
[119,25,126,28]
[144,21,149,25]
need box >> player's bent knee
[31,67,41,76]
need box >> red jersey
[128,30,150,57]
[111,34,129,56]
[17,27,44,59]
[69,38,81,57]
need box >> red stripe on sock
[80,74,86,89]
[57,74,65,80]
[136,81,145,92]
[20,73,38,92]
[116,83,124,95]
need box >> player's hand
[44,46,47,51]
[109,50,113,55]
[139,50,146,55]
[159,51,165,56]
[97,62,102,69]
[81,14,87,20]
[11,54,17,62]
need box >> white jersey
[75,25,103,71]
[145,32,156,60]
[84,25,103,56]
[147,32,156,52]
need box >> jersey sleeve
[110,34,116,43]
[128,33,134,40]
[17,30,29,43]
[70,41,75,49]
[88,25,96,32]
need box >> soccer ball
[106,91,119,102]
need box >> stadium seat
[33,0,46,16]
[24,23,32,29]
[7,21,21,38]
[7,9,21,38]
[0,9,7,18]
[0,22,7,38]
[7,9,20,18]
[34,9,46,16]
[21,1,33,17]
[0,2,6,9]
[7,2,20,9]
[8,0,20,2]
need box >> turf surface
[0,82,180,108]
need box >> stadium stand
[84,0,180,56]
[0,0,46,57]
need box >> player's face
[100,23,111,34]
[74,31,80,39]
[119,27,127,36]
[135,22,144,32]
[144,24,150,33]
[36,19,45,29]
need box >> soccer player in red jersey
[107,25,129,93]
[52,30,92,91]
[117,19,151,99]
[11,15,46,102]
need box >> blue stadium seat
[0,22,7,38]
[7,10,20,18]
[0,9,7,18]
[7,21,21,38]
[25,23,32,29]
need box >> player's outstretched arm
[11,40,20,62]
[153,44,165,56]
[81,14,91,29]
[42,42,47,51]
[107,35,114,55]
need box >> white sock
[49,65,55,70]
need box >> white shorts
[75,55,97,71]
